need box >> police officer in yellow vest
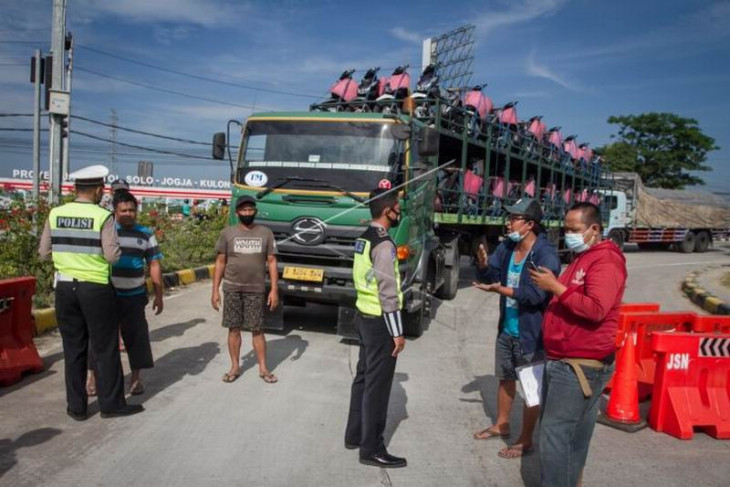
[345,187,407,468]
[39,165,144,420]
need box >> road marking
[627,260,723,270]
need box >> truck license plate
[283,266,324,282]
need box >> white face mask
[565,229,592,253]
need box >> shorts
[222,291,265,331]
[494,331,543,381]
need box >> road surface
[2,244,729,486]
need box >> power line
[0,114,34,117]
[77,44,321,100]
[75,65,267,110]
[72,115,212,146]
[72,130,215,160]
[0,40,47,44]
[0,128,48,132]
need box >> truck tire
[608,229,625,252]
[695,231,711,253]
[679,231,696,253]
[436,244,459,300]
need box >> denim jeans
[539,359,615,487]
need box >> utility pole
[48,0,67,204]
[62,32,74,181]
[32,49,42,202]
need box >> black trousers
[89,294,154,371]
[55,280,126,413]
[345,313,398,457]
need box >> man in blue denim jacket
[472,198,560,459]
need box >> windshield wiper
[303,180,367,203]
[256,176,366,203]
[256,176,321,199]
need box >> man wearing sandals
[86,189,163,396]
[472,198,560,459]
[212,195,279,384]
[530,202,626,487]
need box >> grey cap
[504,197,543,222]
[111,179,130,193]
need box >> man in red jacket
[530,202,627,487]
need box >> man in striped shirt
[87,190,163,396]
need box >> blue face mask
[507,231,524,242]
[565,230,590,253]
[507,220,528,242]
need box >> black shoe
[359,452,407,468]
[66,408,88,422]
[345,442,360,450]
[100,404,144,418]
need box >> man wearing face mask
[39,165,144,420]
[345,187,407,468]
[530,202,627,487]
[472,198,560,459]
[212,195,279,383]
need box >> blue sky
[1,0,729,193]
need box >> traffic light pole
[48,0,66,204]
[32,49,42,202]
[62,33,74,182]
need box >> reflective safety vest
[49,201,113,284]
[353,226,403,316]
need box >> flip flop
[498,444,534,459]
[259,372,278,384]
[129,381,145,395]
[222,372,240,383]
[473,427,510,440]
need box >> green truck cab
[213,105,612,338]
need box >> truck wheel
[608,229,625,252]
[436,244,460,300]
[695,231,711,253]
[404,307,425,338]
[679,231,696,253]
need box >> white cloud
[472,0,568,36]
[154,25,195,45]
[525,51,585,92]
[73,0,250,28]
[390,27,423,44]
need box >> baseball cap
[503,198,543,222]
[111,179,130,193]
[235,195,257,209]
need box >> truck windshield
[239,120,400,192]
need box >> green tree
[597,113,718,189]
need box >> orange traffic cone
[598,331,648,432]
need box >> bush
[139,206,228,272]
[0,198,230,309]
[0,199,55,308]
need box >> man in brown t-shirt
[212,195,279,383]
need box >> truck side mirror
[418,127,439,157]
[212,132,226,160]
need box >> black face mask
[387,210,401,227]
[238,214,255,225]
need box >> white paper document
[516,361,545,408]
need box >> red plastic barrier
[692,315,730,334]
[0,277,43,386]
[609,312,696,399]
[619,302,661,314]
[650,331,730,439]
